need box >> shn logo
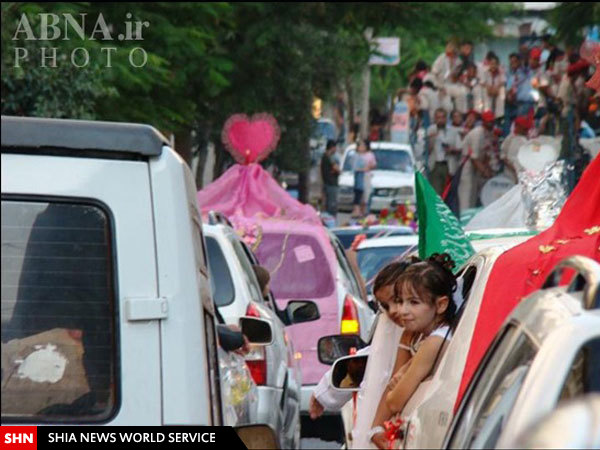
[4,433,34,444]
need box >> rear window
[254,233,335,300]
[205,237,235,307]
[1,199,117,422]
[357,246,411,287]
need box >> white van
[0,116,273,443]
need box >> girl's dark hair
[373,257,420,294]
[394,253,458,325]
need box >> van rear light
[245,302,267,385]
[245,359,267,385]
[341,295,360,335]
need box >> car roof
[357,234,419,249]
[466,228,537,252]
[344,141,413,153]
[1,115,169,156]
[331,225,414,234]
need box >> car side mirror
[331,354,368,391]
[239,317,273,345]
[285,300,320,325]
[318,334,365,365]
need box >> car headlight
[374,189,390,197]
[394,187,414,196]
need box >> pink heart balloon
[222,113,281,164]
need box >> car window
[357,246,411,290]
[230,237,264,303]
[449,324,537,449]
[205,237,235,307]
[1,199,117,422]
[559,337,600,400]
[332,238,363,300]
[255,232,335,300]
[372,149,413,172]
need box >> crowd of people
[396,36,598,214]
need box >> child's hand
[371,431,388,450]
[309,393,324,420]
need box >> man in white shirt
[481,54,506,120]
[459,110,496,211]
[427,108,462,195]
[431,40,461,89]
[501,112,533,183]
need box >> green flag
[415,172,475,271]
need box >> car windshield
[342,149,413,173]
[357,245,411,287]
[254,232,335,300]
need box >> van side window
[1,199,117,422]
[205,237,235,307]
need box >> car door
[1,153,161,425]
[444,324,538,449]
[330,235,374,342]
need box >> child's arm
[369,337,413,449]
[385,336,445,413]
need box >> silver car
[444,256,600,449]
[204,219,319,449]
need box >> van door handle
[125,297,169,321]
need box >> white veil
[352,314,403,449]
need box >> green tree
[549,2,600,46]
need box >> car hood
[339,170,415,189]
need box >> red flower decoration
[380,208,390,219]
[383,417,404,449]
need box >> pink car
[252,219,375,416]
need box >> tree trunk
[345,77,355,143]
[194,125,210,189]
[174,128,193,167]
[213,141,228,181]
[298,170,309,204]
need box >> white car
[338,142,415,212]
[203,220,319,449]
[466,228,537,253]
[444,256,600,449]
[0,116,275,445]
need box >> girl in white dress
[366,254,458,449]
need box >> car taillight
[341,295,360,335]
[246,302,261,318]
[245,302,267,385]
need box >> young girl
[369,253,457,449]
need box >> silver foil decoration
[519,160,569,230]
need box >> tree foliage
[2,2,514,193]
[549,2,600,46]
